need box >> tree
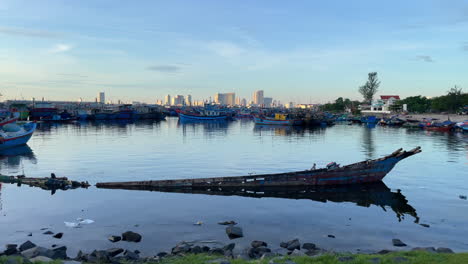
[359,72,380,104]
[400,96,431,113]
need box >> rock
[43,231,54,235]
[108,235,121,243]
[436,247,454,253]
[53,233,63,239]
[302,243,316,251]
[226,226,243,239]
[209,248,225,255]
[392,256,409,263]
[191,246,202,254]
[338,256,355,262]
[377,249,393,254]
[121,231,142,242]
[50,246,67,259]
[289,249,305,257]
[305,249,323,256]
[4,244,18,255]
[172,242,191,255]
[223,243,235,252]
[218,221,237,225]
[248,246,271,259]
[123,250,139,260]
[19,241,36,252]
[459,195,467,200]
[156,252,168,258]
[21,247,50,259]
[27,233,32,237]
[235,252,250,260]
[106,248,124,257]
[328,235,336,238]
[251,240,267,248]
[260,252,276,259]
[280,239,300,251]
[202,246,211,252]
[412,247,436,253]
[30,256,53,262]
[51,245,57,248]
[420,224,430,228]
[392,239,407,247]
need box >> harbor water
[0,118,467,255]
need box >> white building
[185,95,192,106]
[361,95,401,114]
[214,92,236,106]
[263,97,273,108]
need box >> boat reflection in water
[98,181,419,223]
[0,145,36,169]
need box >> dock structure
[96,147,421,189]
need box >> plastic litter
[64,218,95,228]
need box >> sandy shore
[369,113,468,122]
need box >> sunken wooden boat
[96,147,421,189]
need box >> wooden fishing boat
[0,122,36,150]
[424,121,455,132]
[96,147,421,189]
[253,114,295,126]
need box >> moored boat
[179,105,228,121]
[253,114,294,126]
[96,147,422,188]
[0,122,36,150]
[424,120,455,132]
[29,102,58,121]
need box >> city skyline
[1,1,468,103]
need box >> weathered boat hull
[97,147,421,189]
[253,117,293,126]
[179,113,227,121]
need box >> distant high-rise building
[173,95,185,106]
[164,95,171,105]
[264,97,273,107]
[253,90,264,106]
[214,92,236,106]
[98,92,105,104]
[241,98,247,106]
[185,95,192,106]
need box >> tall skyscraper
[185,95,192,106]
[253,90,264,106]
[264,97,273,107]
[214,93,236,106]
[98,92,105,104]
[164,95,171,105]
[173,95,185,106]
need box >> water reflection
[98,182,419,224]
[362,127,376,159]
[253,124,326,137]
[0,145,36,170]
[178,119,232,137]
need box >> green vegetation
[2,251,468,264]
[321,97,360,113]
[154,251,468,264]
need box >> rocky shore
[0,226,460,264]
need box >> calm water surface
[0,118,467,255]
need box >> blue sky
[0,0,467,104]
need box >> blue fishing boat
[0,122,36,150]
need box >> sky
[0,0,467,104]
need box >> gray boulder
[53,233,63,239]
[106,248,124,258]
[21,246,50,259]
[121,231,142,242]
[49,246,67,259]
[289,249,305,257]
[30,256,53,263]
[108,236,121,243]
[251,240,267,248]
[223,243,235,252]
[225,226,243,239]
[302,243,316,251]
[392,239,407,247]
[191,246,203,254]
[248,246,271,259]
[123,250,139,260]
[19,241,36,252]
[172,242,191,255]
[280,239,300,251]
[4,244,18,255]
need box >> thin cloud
[49,44,72,53]
[415,55,434,62]
[0,26,61,38]
[146,65,181,72]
